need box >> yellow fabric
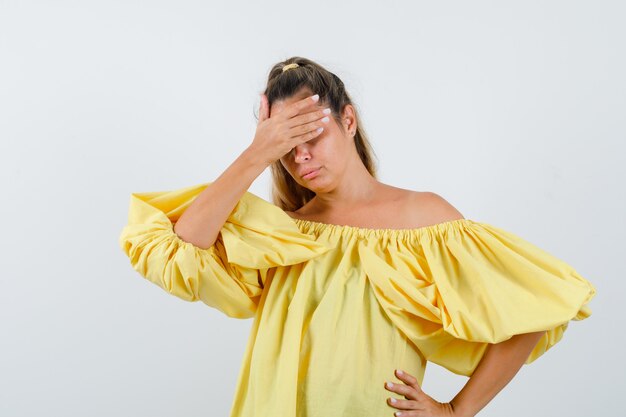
[119,181,596,417]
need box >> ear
[341,104,357,137]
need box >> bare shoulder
[402,189,465,225]
[284,183,464,229]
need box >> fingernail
[390,398,397,403]
[311,94,319,101]
[396,369,403,375]
[386,382,393,388]
[395,412,402,416]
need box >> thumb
[258,93,269,123]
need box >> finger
[387,397,424,411]
[395,369,423,394]
[287,112,329,142]
[291,125,325,146]
[258,94,269,123]
[281,93,320,120]
[384,381,418,401]
[287,106,330,129]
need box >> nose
[293,144,311,163]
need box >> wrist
[240,146,272,171]
[449,400,474,417]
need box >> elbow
[173,222,217,250]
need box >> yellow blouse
[119,181,596,417]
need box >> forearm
[173,147,269,249]
[449,330,546,417]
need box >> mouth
[300,167,321,179]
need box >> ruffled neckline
[291,217,472,239]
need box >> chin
[305,181,334,194]
[293,171,331,192]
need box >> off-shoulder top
[118,181,596,417]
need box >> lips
[300,168,319,178]
[300,167,320,178]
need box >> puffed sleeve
[359,219,597,376]
[118,181,332,319]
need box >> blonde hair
[257,56,379,211]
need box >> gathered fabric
[119,181,596,417]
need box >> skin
[271,88,547,416]
[271,87,464,228]
[383,331,546,417]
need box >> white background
[1,1,623,416]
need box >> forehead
[270,88,316,114]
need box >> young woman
[119,57,596,417]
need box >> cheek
[279,157,292,171]
[279,158,298,178]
